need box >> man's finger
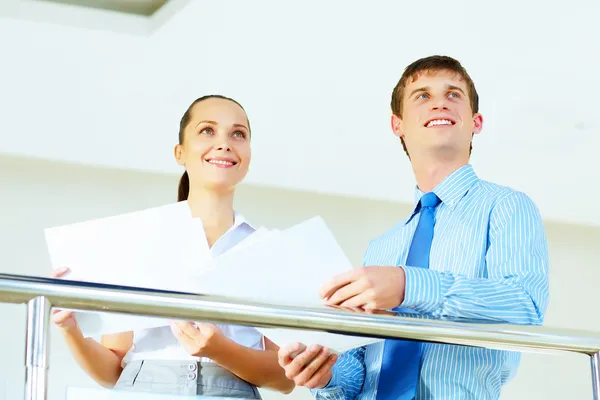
[326,304,364,314]
[339,292,371,309]
[319,270,358,299]
[285,345,323,377]
[362,307,397,316]
[295,347,332,386]
[325,280,365,306]
[278,342,303,366]
[304,353,338,389]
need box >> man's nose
[431,101,449,111]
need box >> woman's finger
[50,266,70,278]
[51,310,74,325]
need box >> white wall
[0,154,599,399]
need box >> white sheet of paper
[194,216,349,307]
[44,201,210,336]
[193,216,383,351]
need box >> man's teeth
[426,119,453,127]
[208,159,234,165]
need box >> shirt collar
[182,201,255,231]
[233,211,255,231]
[405,164,479,224]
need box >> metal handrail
[1,272,599,399]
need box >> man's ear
[391,114,404,139]
[174,144,185,167]
[472,113,483,136]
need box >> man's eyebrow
[447,85,466,95]
[409,87,430,98]
[409,85,466,98]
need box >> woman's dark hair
[177,95,250,202]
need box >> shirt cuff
[399,266,452,314]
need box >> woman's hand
[50,267,79,331]
[170,321,226,358]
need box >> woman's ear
[174,144,185,167]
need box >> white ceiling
[0,0,598,227]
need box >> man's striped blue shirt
[312,164,550,400]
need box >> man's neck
[411,157,468,193]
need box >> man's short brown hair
[391,55,479,156]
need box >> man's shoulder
[470,180,543,230]
[475,178,516,198]
[472,179,538,209]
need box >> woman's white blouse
[122,210,263,365]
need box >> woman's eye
[200,127,214,135]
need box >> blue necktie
[377,192,441,400]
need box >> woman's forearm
[209,338,294,393]
[59,326,126,388]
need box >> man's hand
[320,266,406,310]
[170,321,224,358]
[328,304,398,316]
[278,342,337,389]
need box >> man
[278,55,550,399]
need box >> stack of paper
[44,202,210,335]
[195,216,353,307]
[44,202,383,351]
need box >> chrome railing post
[24,296,51,400]
[592,352,600,400]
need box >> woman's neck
[186,188,235,248]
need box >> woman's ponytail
[177,171,189,201]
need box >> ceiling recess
[32,0,169,16]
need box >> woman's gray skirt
[114,359,262,399]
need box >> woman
[50,95,295,398]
